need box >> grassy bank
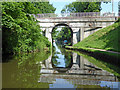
[65,46,120,67]
[74,21,120,52]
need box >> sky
[49,0,119,16]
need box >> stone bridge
[33,12,117,45]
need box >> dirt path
[66,46,120,55]
[87,48,120,54]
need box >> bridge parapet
[31,12,116,19]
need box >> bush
[2,2,52,54]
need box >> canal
[2,42,120,88]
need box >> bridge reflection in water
[38,42,118,88]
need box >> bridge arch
[37,15,116,45]
[51,23,73,45]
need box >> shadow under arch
[51,23,73,45]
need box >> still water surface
[2,42,120,88]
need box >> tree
[33,2,56,14]
[52,27,59,41]
[61,2,101,13]
[2,2,55,54]
[56,27,72,45]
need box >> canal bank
[65,46,120,67]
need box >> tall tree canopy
[2,2,56,54]
[33,2,56,14]
[61,2,101,13]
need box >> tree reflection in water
[52,42,72,68]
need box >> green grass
[74,22,120,52]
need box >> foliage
[61,2,101,13]
[2,2,55,54]
[33,2,56,14]
[56,27,72,45]
[74,22,120,52]
[52,27,59,41]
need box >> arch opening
[51,23,73,69]
[51,23,73,46]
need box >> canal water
[2,42,120,88]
